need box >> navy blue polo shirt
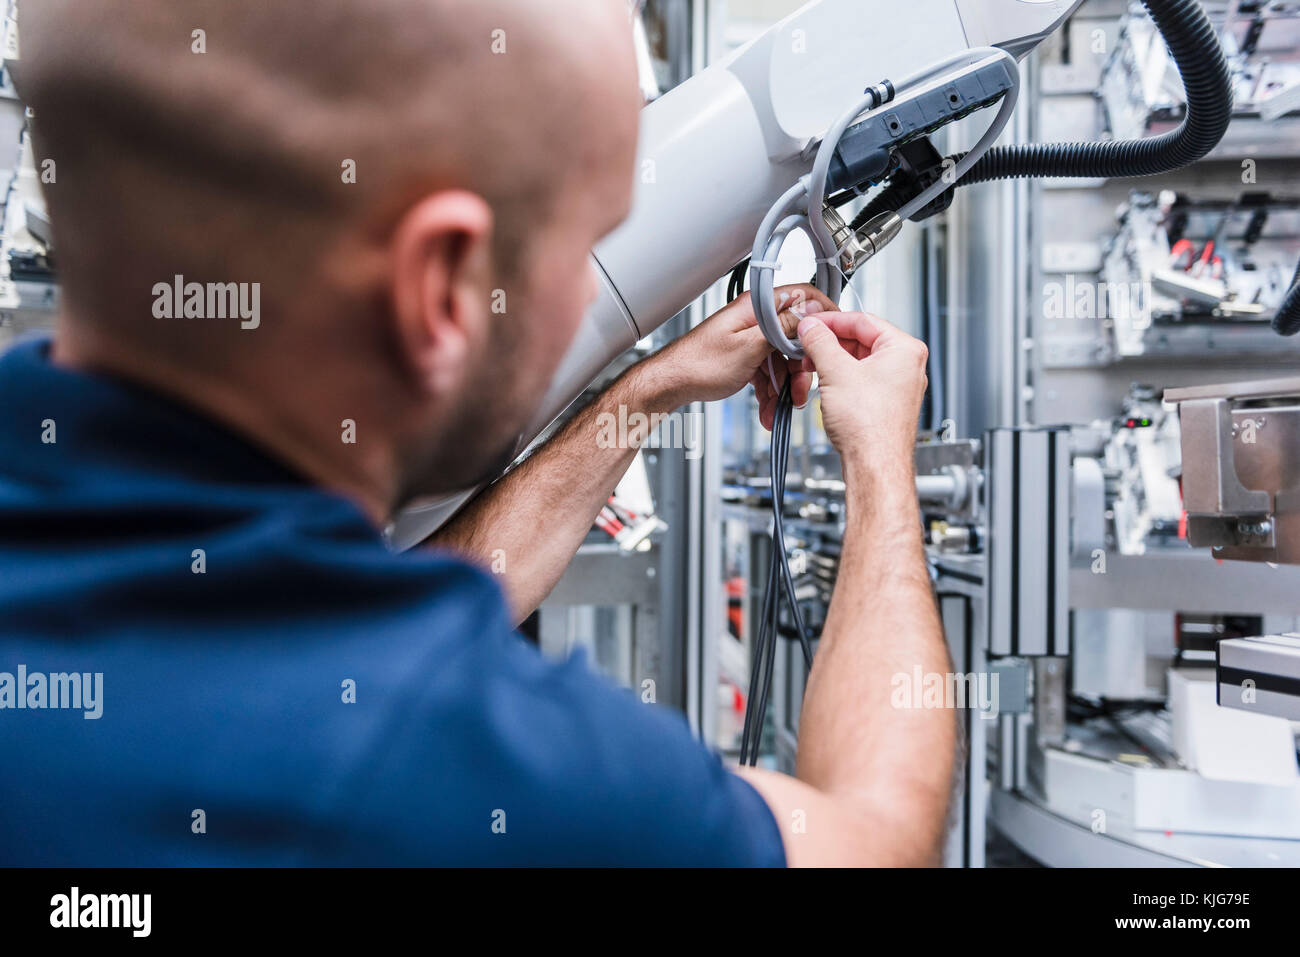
[0,337,784,866]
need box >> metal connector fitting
[821,206,903,276]
[856,210,903,261]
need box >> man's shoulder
[0,488,783,866]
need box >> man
[0,0,954,865]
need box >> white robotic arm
[388,0,1106,548]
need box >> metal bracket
[1177,397,1273,551]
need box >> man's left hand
[644,283,838,427]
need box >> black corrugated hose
[959,0,1232,184]
[850,0,1232,240]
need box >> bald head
[17,0,637,329]
[14,0,642,513]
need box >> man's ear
[390,190,496,395]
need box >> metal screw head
[1237,518,1273,539]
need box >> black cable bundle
[739,375,814,766]
[726,260,748,304]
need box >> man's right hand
[795,313,929,479]
[741,310,954,866]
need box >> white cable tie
[824,256,852,289]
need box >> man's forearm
[428,359,684,624]
[793,457,956,862]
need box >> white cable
[748,46,1021,359]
